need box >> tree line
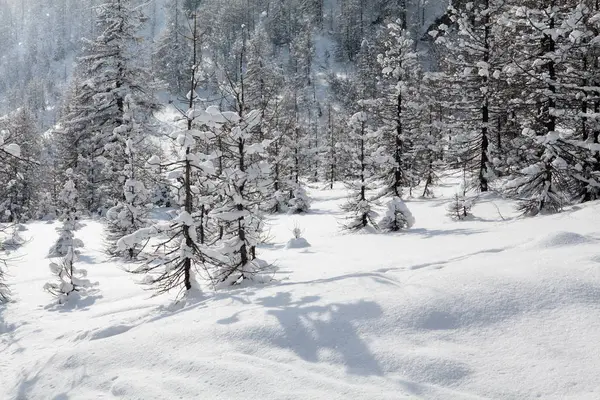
[1,0,599,302]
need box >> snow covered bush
[0,224,26,251]
[379,197,415,232]
[286,224,311,249]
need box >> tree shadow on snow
[220,291,385,376]
[44,291,103,313]
[0,304,22,354]
[407,227,484,238]
[77,254,102,265]
[309,208,346,216]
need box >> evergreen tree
[209,107,272,285]
[245,14,288,213]
[204,19,274,285]
[0,131,22,303]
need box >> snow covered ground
[2,175,600,399]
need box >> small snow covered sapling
[379,197,415,232]
[293,225,302,240]
[286,223,311,249]
[288,184,311,214]
[447,193,474,221]
[448,166,476,221]
[44,177,92,303]
[44,247,92,304]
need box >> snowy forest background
[1,0,600,299]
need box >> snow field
[2,176,600,399]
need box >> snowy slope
[2,175,600,399]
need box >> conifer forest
[1,1,600,399]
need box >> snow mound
[89,324,134,341]
[534,231,593,248]
[285,237,311,249]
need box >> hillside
[2,175,600,399]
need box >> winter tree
[0,258,9,303]
[44,177,91,304]
[559,2,600,202]
[121,13,216,296]
[209,107,273,286]
[57,0,160,213]
[0,108,41,222]
[153,0,191,94]
[374,20,419,229]
[433,0,509,193]
[502,1,590,215]
[341,110,378,231]
[105,105,150,259]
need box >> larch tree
[105,102,151,260]
[120,13,216,296]
[502,0,586,215]
[207,22,273,286]
[434,0,508,193]
[153,0,191,95]
[341,110,379,231]
[374,20,418,230]
[58,0,159,214]
[559,2,600,201]
[0,108,41,222]
[0,132,22,303]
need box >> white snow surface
[2,174,600,399]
